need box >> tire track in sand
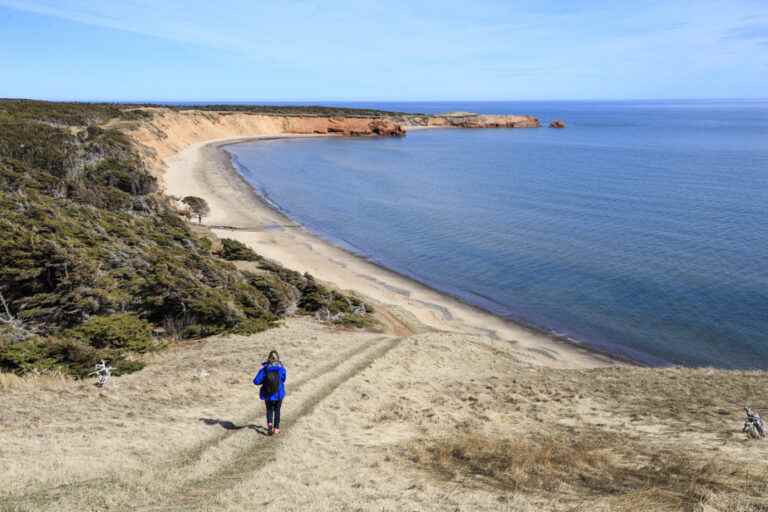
[137,335,404,511]
[179,335,394,464]
[4,336,394,509]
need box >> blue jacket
[253,361,287,401]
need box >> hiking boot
[267,423,273,436]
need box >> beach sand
[165,136,615,369]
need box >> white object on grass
[90,360,113,387]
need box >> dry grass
[0,370,71,391]
[2,321,767,512]
[518,367,768,425]
[415,431,613,493]
[0,318,396,511]
[413,431,768,511]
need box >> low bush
[219,238,262,261]
[242,271,300,316]
[334,313,375,329]
[0,99,376,378]
[0,336,58,374]
[229,317,276,336]
[64,313,155,351]
[0,336,121,376]
[86,158,157,195]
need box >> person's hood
[262,361,283,367]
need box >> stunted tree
[0,289,34,343]
[182,196,210,224]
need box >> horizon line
[2,96,768,105]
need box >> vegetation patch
[241,265,375,326]
[0,99,375,378]
[64,313,155,351]
[0,335,144,377]
[412,431,768,511]
[219,238,262,262]
[162,103,420,117]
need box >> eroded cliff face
[123,108,539,179]
[124,109,406,176]
[283,116,406,137]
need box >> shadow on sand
[199,417,270,436]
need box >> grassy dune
[412,367,768,510]
[2,319,767,511]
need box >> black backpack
[262,367,280,396]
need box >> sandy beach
[163,135,615,370]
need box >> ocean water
[226,100,768,369]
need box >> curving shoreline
[159,132,619,369]
[224,139,652,367]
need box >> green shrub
[335,314,374,329]
[242,271,300,315]
[0,99,377,379]
[179,323,227,339]
[220,238,262,261]
[197,237,213,253]
[0,336,107,376]
[230,317,276,335]
[296,274,329,313]
[44,338,104,376]
[86,158,157,195]
[112,360,145,375]
[65,314,154,351]
[0,337,58,373]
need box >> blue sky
[1,0,766,101]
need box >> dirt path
[141,336,403,511]
[3,333,403,511]
[174,336,395,466]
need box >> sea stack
[549,119,566,128]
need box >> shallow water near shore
[227,100,768,368]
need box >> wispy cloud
[722,21,768,44]
[0,0,280,51]
[1,1,136,31]
[1,0,765,100]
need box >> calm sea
[226,100,768,369]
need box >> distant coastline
[202,99,768,370]
[130,108,616,369]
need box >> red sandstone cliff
[124,108,544,177]
[282,116,405,137]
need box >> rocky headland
[413,112,540,128]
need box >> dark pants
[266,399,283,428]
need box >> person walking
[253,350,287,435]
